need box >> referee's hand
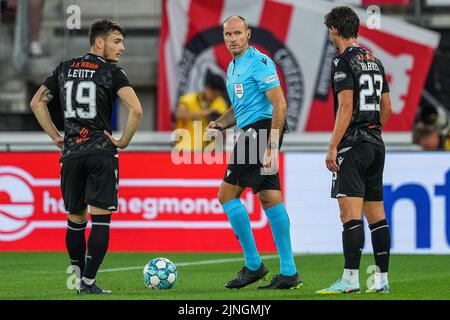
[326,145,340,172]
[262,147,279,175]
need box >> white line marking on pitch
[98,254,280,273]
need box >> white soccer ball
[143,257,178,289]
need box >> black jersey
[43,53,130,162]
[331,46,390,148]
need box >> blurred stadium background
[1,0,450,296]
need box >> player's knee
[90,206,111,215]
[218,188,231,205]
[340,211,361,224]
[68,211,87,223]
[365,211,386,225]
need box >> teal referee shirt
[226,46,280,128]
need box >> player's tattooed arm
[30,85,63,149]
[39,88,54,104]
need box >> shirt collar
[234,46,254,63]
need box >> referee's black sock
[342,219,364,270]
[66,219,87,280]
[369,219,390,273]
[83,214,111,282]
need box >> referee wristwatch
[268,142,278,150]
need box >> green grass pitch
[1,252,449,300]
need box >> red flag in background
[157,0,439,132]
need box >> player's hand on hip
[262,147,279,175]
[104,130,127,149]
[325,145,340,172]
[52,136,63,150]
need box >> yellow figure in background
[175,71,228,151]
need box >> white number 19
[64,80,97,119]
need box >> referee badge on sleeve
[234,83,244,99]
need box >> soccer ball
[143,257,178,289]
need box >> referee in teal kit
[207,15,302,289]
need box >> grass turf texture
[1,252,449,300]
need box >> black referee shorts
[224,119,282,194]
[331,141,385,201]
[60,154,119,213]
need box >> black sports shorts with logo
[331,141,385,201]
[60,154,119,213]
[224,119,282,194]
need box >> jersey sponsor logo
[70,61,99,69]
[76,128,90,144]
[333,71,347,83]
[264,75,278,84]
[234,83,244,99]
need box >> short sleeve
[42,66,59,95]
[332,58,354,93]
[253,56,280,92]
[112,67,131,94]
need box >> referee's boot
[78,280,112,295]
[257,273,303,290]
[225,263,270,289]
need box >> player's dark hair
[89,19,126,46]
[223,15,249,29]
[204,70,226,93]
[324,6,359,39]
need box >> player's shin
[83,214,111,283]
[264,203,297,276]
[66,219,87,284]
[369,219,390,284]
[222,199,261,270]
[342,219,364,284]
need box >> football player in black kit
[316,7,393,294]
[30,19,143,294]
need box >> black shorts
[331,141,385,201]
[60,154,119,213]
[224,119,282,194]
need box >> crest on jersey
[234,83,244,99]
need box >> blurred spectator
[175,70,229,151]
[1,0,16,22]
[413,100,450,150]
[29,0,44,57]
[413,122,450,151]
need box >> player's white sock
[342,269,359,285]
[82,277,95,285]
[377,272,389,284]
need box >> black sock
[83,214,111,280]
[369,219,390,273]
[342,219,364,270]
[66,219,87,279]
